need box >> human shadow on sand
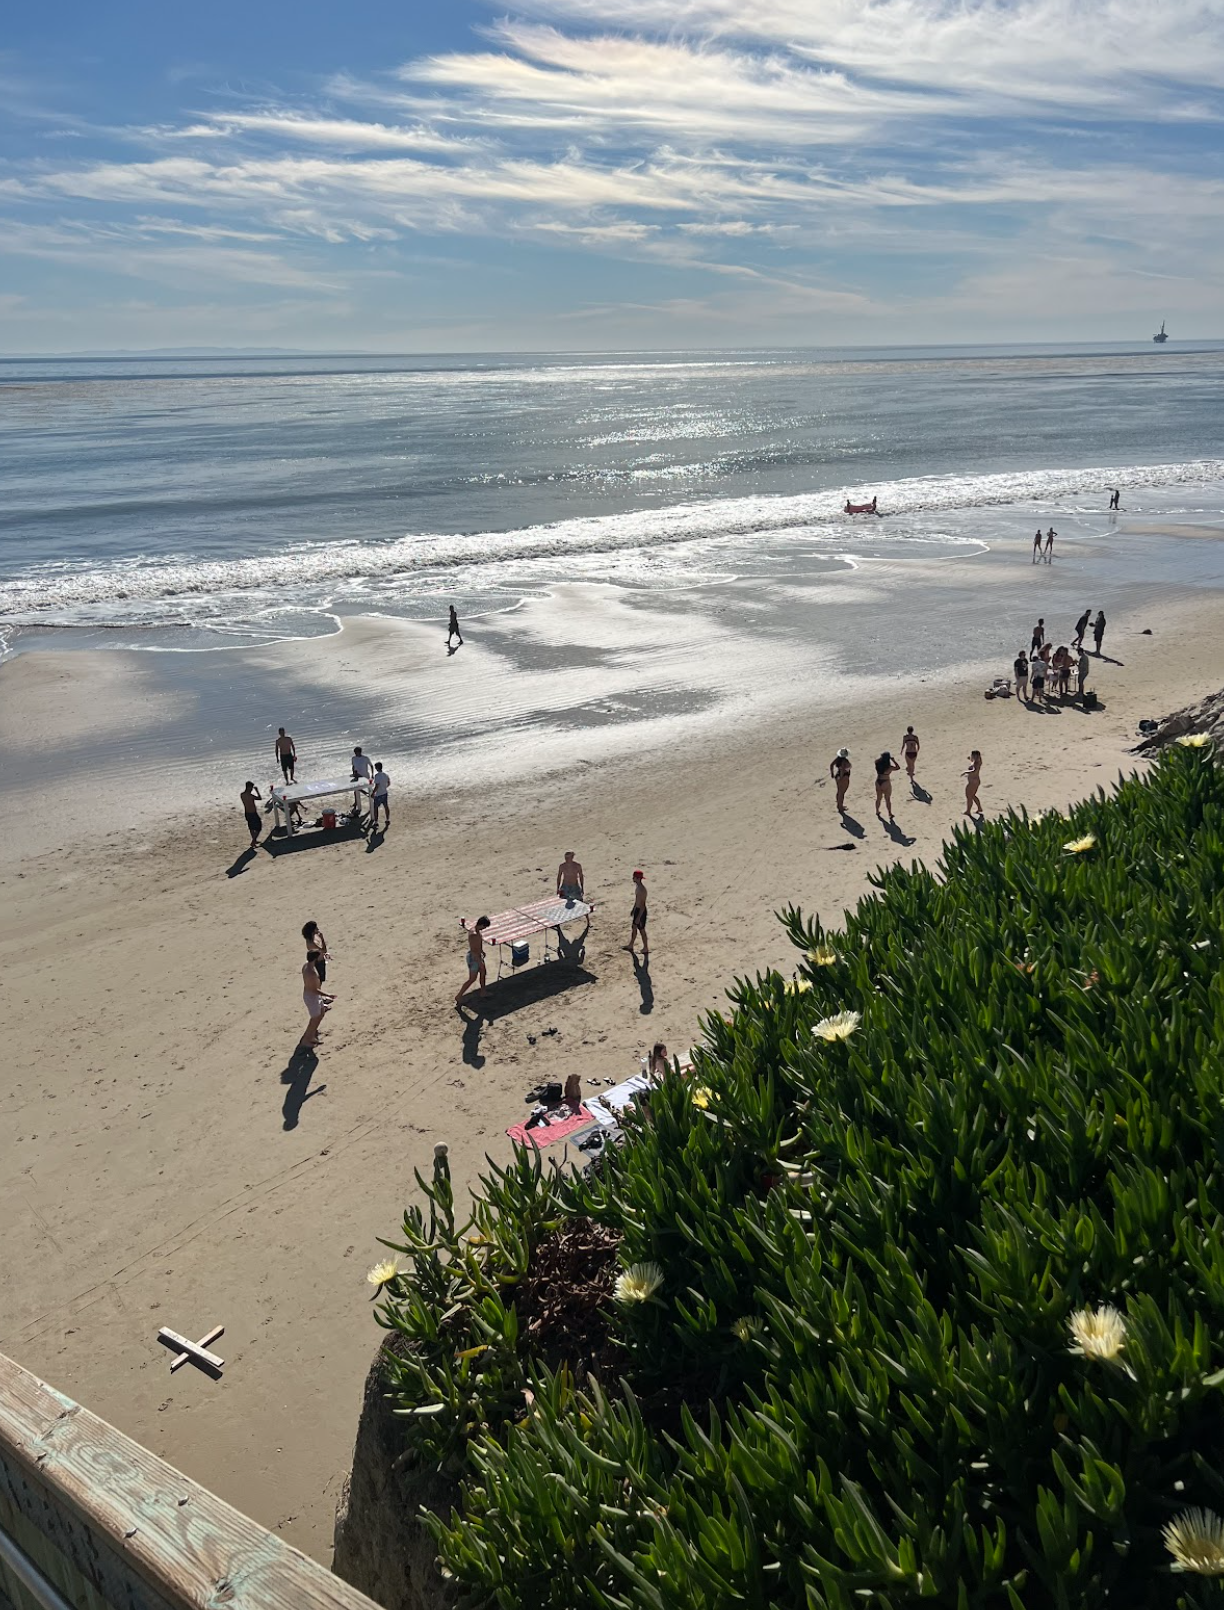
[633,953,654,1016]
[226,847,258,878]
[839,812,866,839]
[280,1048,327,1130]
[910,783,932,804]
[881,818,916,847]
[456,963,597,1029]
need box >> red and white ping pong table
[462,897,594,978]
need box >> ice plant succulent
[1067,1304,1127,1364]
[812,1010,861,1042]
[1177,732,1213,749]
[1063,833,1097,854]
[1163,1509,1224,1574]
[614,1262,664,1304]
[691,1086,713,1110]
[367,1258,402,1288]
[785,977,813,994]
[807,945,839,966]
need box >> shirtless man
[275,728,297,782]
[447,605,463,648]
[901,726,920,783]
[829,748,851,814]
[556,851,585,903]
[1032,529,1043,564]
[1044,527,1056,563]
[456,916,490,1005]
[1031,618,1045,653]
[963,751,984,818]
[628,870,649,959]
[1073,608,1092,650]
[240,781,263,848]
[299,952,329,1050]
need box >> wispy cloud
[1,0,1221,345]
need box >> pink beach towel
[507,1105,594,1149]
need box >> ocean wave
[1,458,1220,627]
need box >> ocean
[3,342,1224,659]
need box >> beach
[2,543,1223,1559]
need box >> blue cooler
[511,941,530,967]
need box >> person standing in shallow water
[447,606,463,648]
[1044,527,1056,563]
[829,748,851,814]
[963,751,984,818]
[1032,529,1043,564]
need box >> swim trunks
[560,883,582,902]
[468,951,481,974]
[631,906,648,930]
[245,811,261,836]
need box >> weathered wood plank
[154,1333,224,1374]
[168,1332,223,1377]
[0,1352,382,1610]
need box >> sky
[2,0,1223,352]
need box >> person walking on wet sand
[240,781,263,848]
[370,761,390,829]
[963,750,984,818]
[1073,608,1091,650]
[901,726,920,784]
[829,748,851,814]
[627,870,649,958]
[1092,609,1107,654]
[275,728,297,782]
[874,751,900,822]
[447,605,463,648]
[456,916,490,1005]
[1031,618,1045,653]
[1044,527,1056,563]
[1032,529,1043,564]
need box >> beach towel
[507,1104,594,1149]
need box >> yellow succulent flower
[785,977,813,994]
[691,1086,713,1109]
[807,945,839,967]
[1164,1509,1224,1574]
[812,1010,861,1042]
[1067,1304,1126,1364]
[614,1262,664,1304]
[1177,732,1212,749]
[1062,834,1097,854]
[367,1258,401,1288]
[731,1316,762,1343]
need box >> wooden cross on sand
[157,1325,225,1377]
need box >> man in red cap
[628,869,649,958]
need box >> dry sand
[1,585,1222,1561]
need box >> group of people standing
[828,730,986,823]
[238,736,393,848]
[1013,609,1105,705]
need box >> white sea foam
[1,458,1221,629]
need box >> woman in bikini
[299,953,329,1050]
[901,726,920,783]
[301,920,332,990]
[963,751,984,818]
[829,748,851,814]
[874,751,900,822]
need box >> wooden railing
[0,1352,381,1610]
